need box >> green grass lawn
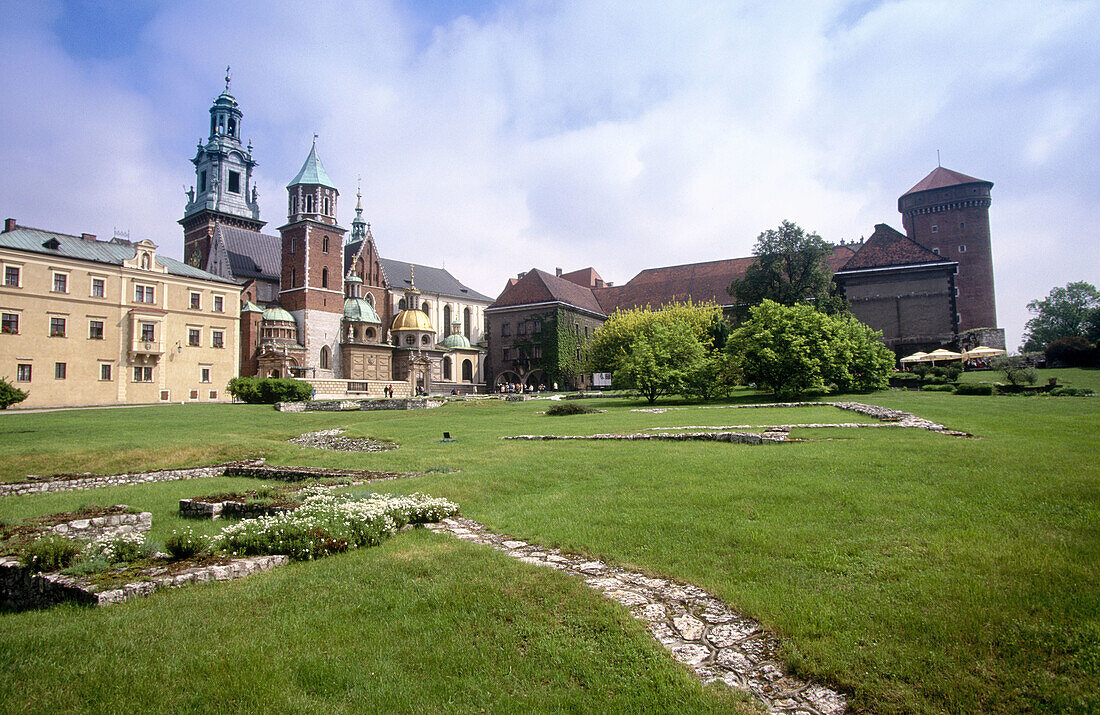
[1,391,1097,713]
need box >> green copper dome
[343,297,381,323]
[262,305,296,323]
[441,332,471,349]
[241,300,264,314]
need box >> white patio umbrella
[963,346,1006,361]
[899,351,929,363]
[926,348,964,364]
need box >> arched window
[443,305,451,333]
[291,267,296,287]
[322,268,329,288]
[305,194,314,213]
[464,308,471,339]
[421,335,430,345]
[322,236,329,254]
[228,118,237,137]
[319,346,330,370]
[365,327,375,341]
[462,359,473,382]
[399,298,406,310]
[422,301,430,316]
[443,357,452,380]
[290,195,298,215]
[366,292,374,306]
[323,197,330,215]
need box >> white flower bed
[210,488,459,560]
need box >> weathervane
[224,65,231,92]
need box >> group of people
[497,382,550,394]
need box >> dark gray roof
[0,225,238,284]
[344,239,363,276]
[215,224,282,282]
[380,258,492,302]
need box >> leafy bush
[0,377,29,410]
[931,365,962,381]
[545,403,596,416]
[921,384,955,392]
[1050,387,1095,397]
[955,383,994,395]
[1045,336,1096,367]
[228,377,313,404]
[992,356,1039,387]
[165,530,210,559]
[22,536,83,571]
[61,557,112,576]
[729,300,894,397]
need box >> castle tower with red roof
[898,167,997,332]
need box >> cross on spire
[224,66,231,92]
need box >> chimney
[3,218,15,233]
[81,233,97,242]
[517,271,527,279]
[555,267,562,277]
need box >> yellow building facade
[0,221,241,408]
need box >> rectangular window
[1,313,17,335]
[141,323,155,341]
[190,389,199,400]
[501,323,511,337]
[931,225,939,233]
[133,366,153,382]
[208,390,218,400]
[212,330,224,348]
[213,295,224,313]
[91,278,105,297]
[4,266,19,286]
[518,322,526,335]
[53,274,68,293]
[160,390,170,401]
[188,328,200,346]
[201,368,211,383]
[228,171,240,194]
[958,245,967,253]
[54,362,66,380]
[100,364,112,381]
[190,292,201,310]
[89,320,104,339]
[49,317,66,337]
[134,285,155,303]
[16,364,31,382]
[199,170,207,193]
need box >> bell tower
[279,139,346,377]
[180,68,264,268]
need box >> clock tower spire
[180,69,265,268]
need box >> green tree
[727,220,846,320]
[1021,281,1100,352]
[586,302,722,374]
[613,321,704,403]
[728,300,893,397]
[0,377,29,409]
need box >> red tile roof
[560,267,605,288]
[490,268,607,315]
[592,245,858,313]
[902,166,990,196]
[837,224,950,271]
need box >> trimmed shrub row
[227,377,314,404]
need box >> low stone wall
[503,431,785,444]
[179,499,294,520]
[0,558,99,610]
[223,464,421,483]
[49,511,152,541]
[0,555,289,610]
[0,459,266,498]
[275,398,444,412]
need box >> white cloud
[1,0,1097,350]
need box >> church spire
[348,177,367,244]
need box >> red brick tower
[278,140,346,377]
[899,167,997,332]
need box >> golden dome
[391,308,434,333]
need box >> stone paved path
[427,517,846,715]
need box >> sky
[1,0,1097,350]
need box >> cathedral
[181,75,490,395]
